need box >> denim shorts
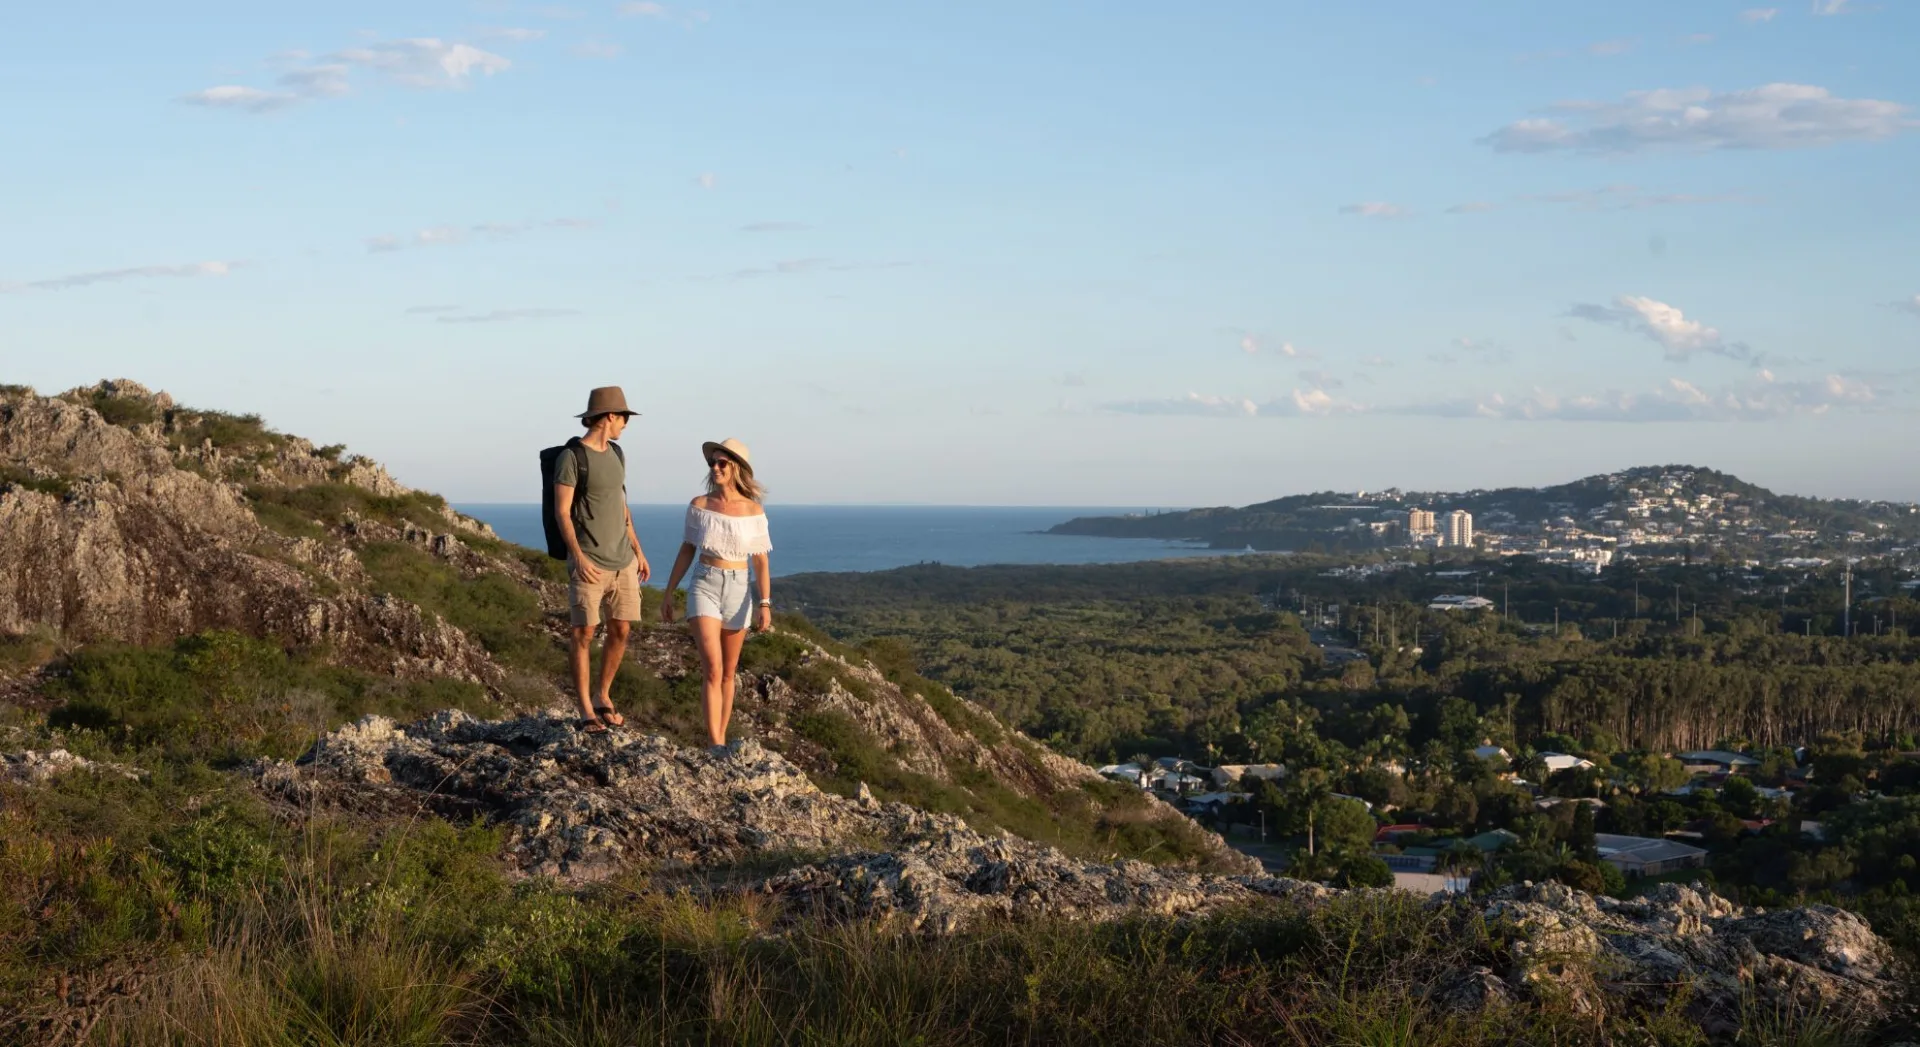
[687,563,752,630]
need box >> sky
[3,1,1918,506]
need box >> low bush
[88,391,158,427]
[357,542,559,674]
[245,483,453,536]
[44,631,496,762]
[166,409,284,454]
[0,466,72,499]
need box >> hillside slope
[0,379,1241,871]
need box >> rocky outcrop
[259,710,1910,1030]
[0,382,505,677]
[257,710,1274,900]
[2,748,142,785]
[1483,881,1904,1034]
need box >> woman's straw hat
[702,438,754,474]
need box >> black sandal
[577,716,608,735]
[592,703,625,729]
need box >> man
[554,386,650,733]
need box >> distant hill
[1049,466,1920,557]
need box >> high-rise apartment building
[1407,509,1436,537]
[1445,510,1474,549]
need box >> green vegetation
[85,390,159,428]
[357,541,560,674]
[43,630,496,762]
[0,465,72,499]
[8,788,1787,1046]
[785,562,1320,761]
[165,409,284,455]
[244,482,454,536]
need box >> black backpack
[539,438,626,561]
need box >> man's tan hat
[702,438,754,474]
[578,386,636,420]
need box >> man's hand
[634,550,651,583]
[571,557,603,586]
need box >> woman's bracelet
[757,599,772,607]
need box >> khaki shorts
[569,559,641,629]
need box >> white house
[1472,745,1511,762]
[1538,752,1596,774]
[1429,594,1496,612]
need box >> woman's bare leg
[718,627,748,741]
[690,616,727,746]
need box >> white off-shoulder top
[684,504,772,561]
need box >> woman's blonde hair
[704,457,765,503]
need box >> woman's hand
[660,596,677,624]
[755,603,772,632]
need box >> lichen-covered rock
[1482,882,1903,1033]
[260,710,1298,919]
[2,748,142,784]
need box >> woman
[661,438,772,752]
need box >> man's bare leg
[595,619,631,725]
[569,625,603,729]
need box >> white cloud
[741,221,810,233]
[1812,0,1853,14]
[0,260,238,294]
[405,304,462,314]
[1892,294,1920,317]
[1298,369,1344,390]
[1484,83,1915,154]
[334,38,511,88]
[1587,39,1635,56]
[480,27,547,41]
[1740,8,1780,21]
[365,217,593,252]
[436,308,580,324]
[183,35,514,114]
[1447,201,1498,214]
[1567,295,1752,363]
[1237,334,1304,358]
[1359,355,1393,368]
[573,39,622,59]
[620,1,670,14]
[181,85,299,113]
[696,172,718,190]
[1339,201,1410,219]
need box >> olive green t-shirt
[554,443,635,572]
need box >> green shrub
[0,466,72,499]
[167,409,283,453]
[89,392,157,427]
[157,804,283,898]
[245,483,454,534]
[358,542,558,673]
[44,631,496,762]
[0,625,58,675]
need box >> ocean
[458,504,1234,577]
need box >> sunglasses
[707,457,734,470]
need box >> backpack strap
[565,437,601,547]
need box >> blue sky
[4,1,1917,505]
